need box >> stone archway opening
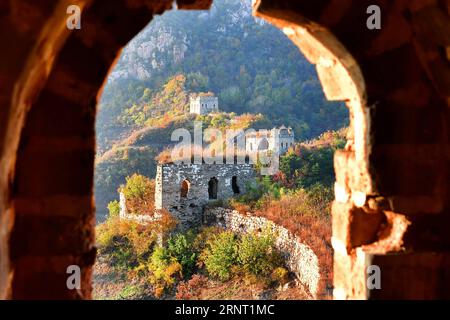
[231,176,240,194]
[208,177,218,200]
[0,1,362,297]
[92,0,347,300]
[180,179,190,198]
[257,137,270,151]
[1,0,449,300]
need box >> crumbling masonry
[154,162,255,230]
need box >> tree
[107,200,120,218]
[202,231,238,281]
[120,174,155,215]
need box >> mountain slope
[96,0,348,152]
[94,0,349,219]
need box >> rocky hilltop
[108,0,258,82]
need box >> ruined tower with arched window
[189,93,219,115]
[154,162,255,230]
[245,125,294,155]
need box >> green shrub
[166,232,197,278]
[235,177,284,209]
[271,267,289,285]
[116,285,143,300]
[237,229,283,278]
[148,246,171,279]
[193,226,224,254]
[148,246,182,289]
[107,200,120,218]
[120,174,155,215]
[148,231,198,292]
[201,231,238,281]
[110,237,135,271]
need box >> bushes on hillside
[148,246,183,294]
[200,228,283,282]
[120,174,155,215]
[96,209,177,271]
[97,214,288,298]
[148,231,200,294]
[146,226,284,291]
[238,229,283,278]
[107,200,120,217]
[279,129,346,190]
[175,274,209,300]
[166,232,198,278]
[235,176,286,209]
[201,231,238,281]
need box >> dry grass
[175,274,311,300]
[122,177,156,216]
[230,189,333,299]
[96,209,178,255]
[254,192,333,299]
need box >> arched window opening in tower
[181,179,190,198]
[208,177,218,199]
[232,176,240,194]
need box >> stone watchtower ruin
[189,94,219,115]
[245,125,294,155]
[155,162,255,230]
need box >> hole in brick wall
[258,138,269,150]
[208,177,218,200]
[180,179,190,198]
[232,176,240,194]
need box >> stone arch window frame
[231,175,240,194]
[208,176,219,200]
[180,179,190,199]
[2,0,407,300]
[3,0,449,301]
[255,9,371,194]
[254,2,376,301]
[258,137,270,151]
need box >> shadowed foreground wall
[254,0,450,299]
[0,0,212,300]
[0,0,449,299]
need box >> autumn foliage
[120,174,155,215]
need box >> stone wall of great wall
[204,207,320,298]
[118,162,321,296]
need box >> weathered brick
[368,252,450,299]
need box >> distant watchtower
[245,125,294,155]
[189,93,219,115]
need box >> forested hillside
[95,0,348,219]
